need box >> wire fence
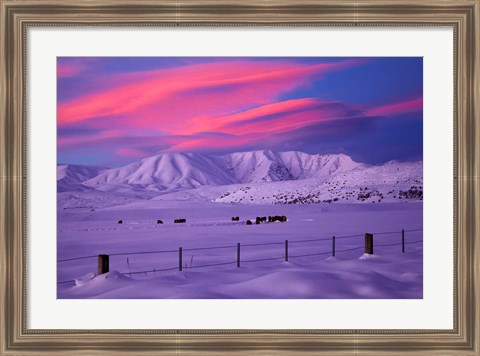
[57,228,423,285]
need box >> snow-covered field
[57,150,423,299]
[57,201,422,299]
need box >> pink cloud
[183,98,320,134]
[224,109,343,136]
[57,128,126,149]
[57,97,362,155]
[183,98,359,136]
[57,58,387,158]
[166,100,359,152]
[57,59,361,131]
[57,62,85,79]
[367,98,423,117]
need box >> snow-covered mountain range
[57,164,107,192]
[57,150,422,207]
[64,151,365,190]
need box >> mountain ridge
[57,150,423,208]
[78,150,371,191]
[58,150,422,198]
[57,164,108,192]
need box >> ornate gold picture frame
[1,0,479,354]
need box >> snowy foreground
[57,201,422,299]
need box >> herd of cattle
[117,215,288,225]
[244,215,288,225]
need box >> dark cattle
[256,216,266,222]
[270,215,287,223]
[117,220,123,224]
[246,220,253,225]
[174,218,186,224]
[157,219,163,224]
[255,216,267,224]
[268,216,272,222]
[231,216,240,221]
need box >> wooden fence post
[364,233,374,254]
[285,240,289,261]
[332,236,336,257]
[237,243,241,267]
[402,229,405,253]
[98,254,109,275]
[179,247,183,271]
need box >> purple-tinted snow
[57,150,422,299]
[57,202,422,299]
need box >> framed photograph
[1,0,479,354]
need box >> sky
[57,57,423,167]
